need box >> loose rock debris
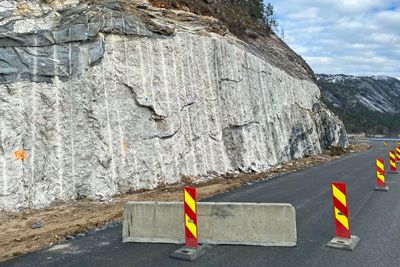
[31,222,43,229]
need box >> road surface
[5,140,400,267]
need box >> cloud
[268,0,400,78]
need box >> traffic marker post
[397,146,400,161]
[389,150,398,174]
[170,187,211,261]
[183,187,198,248]
[326,182,360,251]
[374,159,389,191]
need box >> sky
[268,0,400,79]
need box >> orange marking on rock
[14,150,27,161]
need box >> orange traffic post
[374,159,389,191]
[326,182,360,251]
[170,187,211,261]
[389,150,398,174]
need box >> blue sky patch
[268,0,400,79]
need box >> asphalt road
[4,140,400,267]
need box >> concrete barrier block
[123,202,297,246]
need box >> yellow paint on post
[376,160,384,171]
[184,189,196,213]
[377,171,385,183]
[332,184,347,207]
[334,207,349,230]
[185,214,197,238]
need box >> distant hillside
[316,74,400,135]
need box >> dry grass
[148,0,268,37]
[145,0,316,81]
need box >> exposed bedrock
[0,0,347,210]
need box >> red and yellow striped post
[389,150,397,173]
[396,146,400,161]
[184,187,198,248]
[374,159,388,191]
[327,182,360,250]
[331,182,351,239]
[171,187,211,260]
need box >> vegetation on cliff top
[147,0,315,81]
[149,0,279,37]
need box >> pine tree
[263,3,279,33]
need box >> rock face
[0,0,347,210]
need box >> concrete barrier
[123,202,297,247]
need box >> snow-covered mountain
[316,74,400,134]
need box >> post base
[374,186,389,191]
[170,244,212,261]
[388,171,398,174]
[326,235,360,251]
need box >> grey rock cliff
[0,0,347,210]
